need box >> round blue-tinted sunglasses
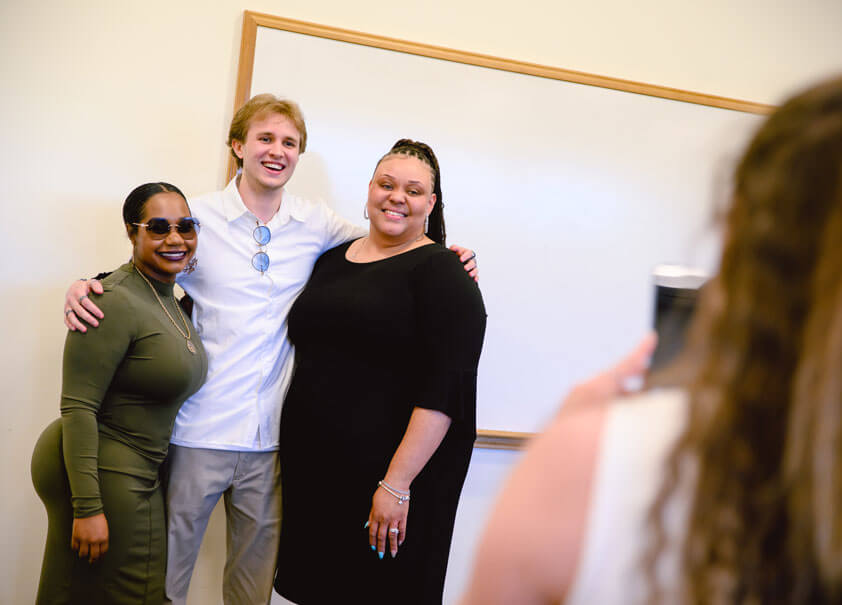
[252,224,271,272]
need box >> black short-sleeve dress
[275,241,486,604]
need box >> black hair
[379,139,446,245]
[123,182,189,232]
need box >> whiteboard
[243,15,766,433]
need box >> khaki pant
[164,445,281,605]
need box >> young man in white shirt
[64,94,477,604]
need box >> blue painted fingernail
[364,521,369,529]
[371,545,376,551]
[378,551,384,560]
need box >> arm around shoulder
[320,200,367,249]
[64,277,105,332]
[414,250,486,344]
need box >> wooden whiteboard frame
[230,11,774,183]
[230,10,774,450]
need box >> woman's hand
[366,408,451,558]
[367,484,409,559]
[71,513,109,563]
[64,279,104,332]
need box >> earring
[425,214,429,233]
[364,207,369,220]
[183,257,198,275]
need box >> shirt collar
[220,176,309,225]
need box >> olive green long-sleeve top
[60,263,208,518]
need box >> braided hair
[376,139,446,245]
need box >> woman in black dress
[275,140,486,604]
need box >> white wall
[2,1,840,603]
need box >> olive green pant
[31,419,166,604]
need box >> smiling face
[231,111,301,193]
[367,155,437,243]
[129,192,197,283]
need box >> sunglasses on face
[133,217,201,239]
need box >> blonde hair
[226,94,307,167]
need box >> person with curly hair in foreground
[461,74,842,604]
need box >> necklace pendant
[187,340,196,354]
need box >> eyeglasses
[252,224,271,272]
[133,217,201,239]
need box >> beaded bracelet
[378,480,410,504]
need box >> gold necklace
[133,264,196,354]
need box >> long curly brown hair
[645,75,842,603]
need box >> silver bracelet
[379,479,410,495]
[378,480,410,504]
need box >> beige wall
[2,1,841,603]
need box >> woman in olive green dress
[31,182,208,604]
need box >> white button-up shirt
[171,178,364,451]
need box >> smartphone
[648,265,707,373]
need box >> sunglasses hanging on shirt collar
[252,223,271,273]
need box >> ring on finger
[467,252,477,262]
[65,309,74,316]
[78,294,88,303]
[389,527,400,534]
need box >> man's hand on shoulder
[450,245,478,282]
[64,279,104,332]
